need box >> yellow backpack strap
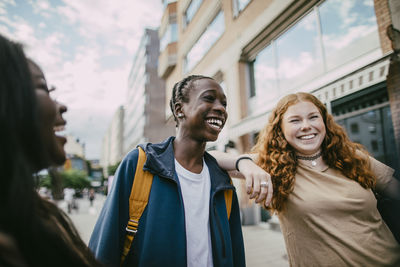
[121,147,153,265]
[224,178,233,220]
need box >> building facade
[159,0,400,222]
[101,105,124,177]
[64,135,85,158]
[124,28,175,155]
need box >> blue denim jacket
[89,136,245,267]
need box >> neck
[296,151,328,170]
[173,136,206,173]
[296,151,322,160]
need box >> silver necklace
[296,151,322,167]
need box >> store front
[332,83,400,177]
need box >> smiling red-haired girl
[213,92,400,266]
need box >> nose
[57,101,67,114]
[301,120,311,130]
[213,100,227,115]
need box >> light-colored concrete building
[64,135,85,158]
[124,28,175,155]
[101,105,124,176]
[159,0,400,223]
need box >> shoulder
[367,156,395,189]
[121,148,140,165]
[0,232,28,266]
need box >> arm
[88,149,138,266]
[380,178,400,201]
[209,150,273,207]
[368,155,400,200]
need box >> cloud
[57,0,162,53]
[64,106,114,159]
[1,0,16,7]
[0,0,163,159]
[322,24,376,51]
[0,14,38,44]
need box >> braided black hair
[169,75,214,126]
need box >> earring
[177,113,184,118]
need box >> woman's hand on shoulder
[236,155,273,207]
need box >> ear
[174,102,184,118]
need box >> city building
[88,159,103,187]
[64,135,85,158]
[124,28,175,155]
[63,134,88,173]
[159,0,400,223]
[100,105,124,177]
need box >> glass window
[252,43,279,106]
[233,0,251,17]
[350,123,359,133]
[185,11,225,73]
[160,23,178,52]
[248,0,381,116]
[163,0,176,10]
[337,106,400,175]
[184,0,203,27]
[319,0,379,71]
[276,9,323,93]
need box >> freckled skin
[281,101,326,156]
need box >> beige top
[279,157,400,267]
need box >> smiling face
[177,78,227,142]
[281,101,326,156]
[29,61,67,167]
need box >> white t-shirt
[174,158,213,267]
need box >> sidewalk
[242,224,288,267]
[58,193,106,244]
[65,195,288,266]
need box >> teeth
[53,125,65,132]
[206,118,223,129]
[206,118,222,126]
[300,134,315,140]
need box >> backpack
[120,147,233,264]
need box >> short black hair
[169,75,214,126]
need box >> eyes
[203,94,227,108]
[289,114,320,123]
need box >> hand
[237,158,273,207]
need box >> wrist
[235,156,253,172]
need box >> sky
[0,0,163,159]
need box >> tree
[107,161,121,176]
[61,169,91,190]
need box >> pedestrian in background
[89,188,95,207]
[0,34,101,267]
[213,92,400,266]
[89,75,245,266]
[64,187,76,213]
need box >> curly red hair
[253,92,376,212]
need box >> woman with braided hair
[89,75,245,267]
[212,92,400,266]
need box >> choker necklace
[296,151,322,167]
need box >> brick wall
[374,0,393,54]
[375,0,400,167]
[386,57,400,161]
